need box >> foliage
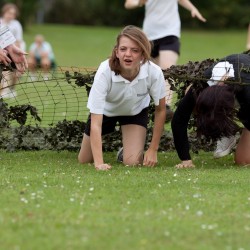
[44,0,250,29]
[45,0,144,27]
[0,58,221,153]
[45,119,85,151]
[0,99,41,126]
[3,51,249,152]
[163,58,217,105]
[180,0,249,29]
[0,98,9,127]
[8,104,41,125]
[65,70,95,96]
[2,0,249,29]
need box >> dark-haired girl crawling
[171,53,250,168]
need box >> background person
[78,25,166,170]
[171,53,250,168]
[27,34,56,80]
[0,3,25,98]
[124,0,206,120]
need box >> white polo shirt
[87,59,166,117]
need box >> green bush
[44,0,249,29]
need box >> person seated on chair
[27,34,56,80]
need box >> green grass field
[1,24,250,250]
[23,24,247,67]
[1,150,250,250]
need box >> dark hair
[109,25,152,75]
[195,85,239,140]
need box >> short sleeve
[87,61,111,114]
[148,65,166,105]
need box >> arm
[124,0,147,9]
[178,0,206,22]
[90,113,111,170]
[247,24,250,50]
[143,97,166,167]
[171,87,196,168]
[87,61,112,170]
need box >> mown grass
[0,150,250,250]
[1,25,250,250]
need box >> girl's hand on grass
[95,163,112,171]
[175,160,195,169]
[143,148,157,167]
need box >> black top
[171,53,250,161]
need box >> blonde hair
[109,25,152,75]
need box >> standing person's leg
[10,70,20,96]
[157,50,179,69]
[27,54,38,81]
[121,124,146,165]
[151,36,180,122]
[0,71,17,98]
[154,51,177,122]
[151,36,180,69]
[157,36,180,106]
[1,71,10,96]
[41,54,51,80]
[246,23,250,50]
[158,50,178,106]
[234,128,250,165]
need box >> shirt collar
[111,61,149,83]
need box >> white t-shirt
[87,59,166,117]
[143,0,181,41]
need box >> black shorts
[151,35,180,58]
[84,108,149,136]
